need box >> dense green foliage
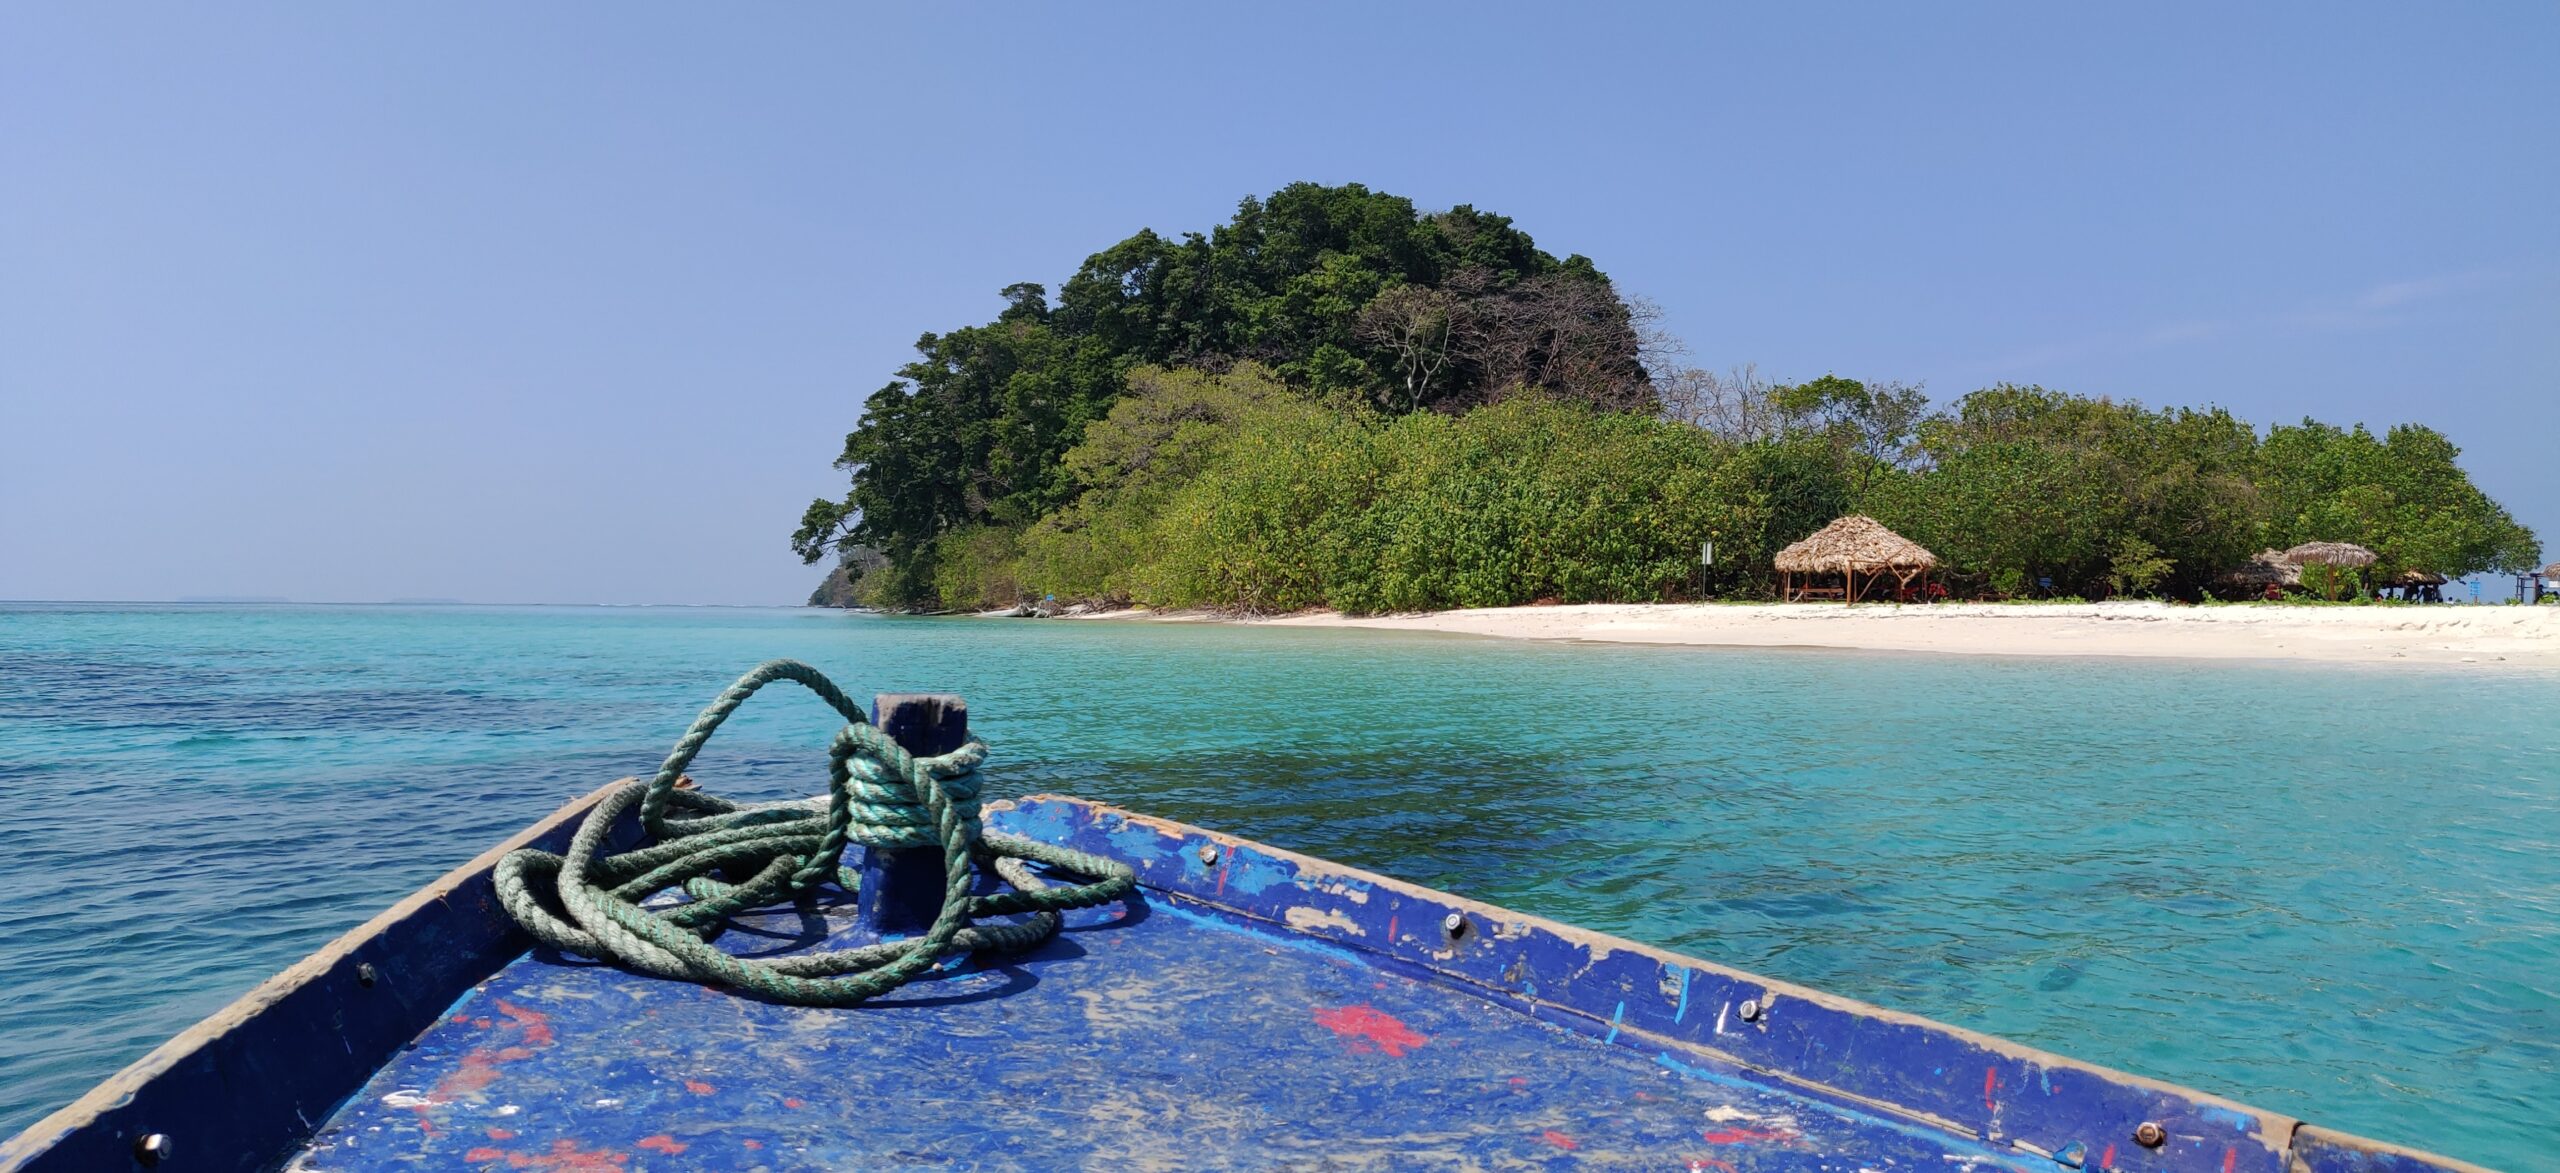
[795,183,1652,603]
[1855,387,2536,597]
[2256,420,2543,581]
[947,365,1837,613]
[1861,386,2267,598]
[801,184,2540,612]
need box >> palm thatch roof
[2391,569,2447,587]
[1773,515,1937,574]
[2544,561,2560,580]
[2282,541,2377,568]
[2220,549,2302,588]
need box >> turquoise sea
[1,603,2554,1168]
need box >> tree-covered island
[795,183,2539,611]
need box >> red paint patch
[468,1139,625,1170]
[434,1050,506,1098]
[637,1135,687,1154]
[451,1014,471,1025]
[496,1000,556,1046]
[1702,1125,1794,1145]
[1311,1004,1429,1057]
[683,1079,715,1095]
[1983,1066,1999,1112]
[486,1128,517,1141]
[782,1097,804,1109]
[743,1139,763,1150]
[1215,858,1229,895]
[428,998,558,1106]
[1387,915,1397,941]
[2223,1149,2237,1173]
[2100,1143,2115,1170]
[1508,1076,1528,1088]
[1539,1130,1578,1150]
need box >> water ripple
[0,603,2552,1169]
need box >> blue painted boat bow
[0,788,2494,1172]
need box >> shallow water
[1,603,2553,1168]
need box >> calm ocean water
[1,603,2554,1167]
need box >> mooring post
[857,693,969,938]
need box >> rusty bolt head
[1441,912,1467,939]
[134,1134,173,1166]
[1197,844,1219,866]
[1738,998,1763,1022]
[2133,1121,2166,1147]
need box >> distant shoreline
[1052,601,2560,668]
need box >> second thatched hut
[2219,549,2303,595]
[1774,515,1938,603]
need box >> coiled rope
[494,660,1136,1006]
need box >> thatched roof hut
[1774,515,1936,574]
[2282,541,2377,568]
[2220,549,2302,589]
[2391,569,2448,587]
[2543,561,2560,580]
[1775,515,1936,602]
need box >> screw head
[134,1134,173,1166]
[1197,844,1219,866]
[1738,998,1763,1022]
[2133,1121,2166,1147]
[1441,912,1467,938]
[356,962,378,988]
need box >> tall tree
[795,183,1653,603]
[2258,420,2538,580]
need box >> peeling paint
[1282,906,1362,936]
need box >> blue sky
[3,5,2552,604]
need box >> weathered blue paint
[301,887,2043,1170]
[0,791,2500,1173]
[988,798,2328,1173]
[0,782,639,1173]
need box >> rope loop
[496,660,1135,1006]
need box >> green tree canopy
[1865,386,2262,597]
[794,183,1653,604]
[2258,420,2539,580]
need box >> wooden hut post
[857,693,970,937]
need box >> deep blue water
[0,603,2553,1168]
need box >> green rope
[494,659,1137,1006]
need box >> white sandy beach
[1080,602,2560,668]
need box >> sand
[1073,601,2560,668]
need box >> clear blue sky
[4,5,2551,604]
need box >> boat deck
[298,878,2021,1170]
[6,792,2467,1173]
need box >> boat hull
[0,790,2490,1172]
